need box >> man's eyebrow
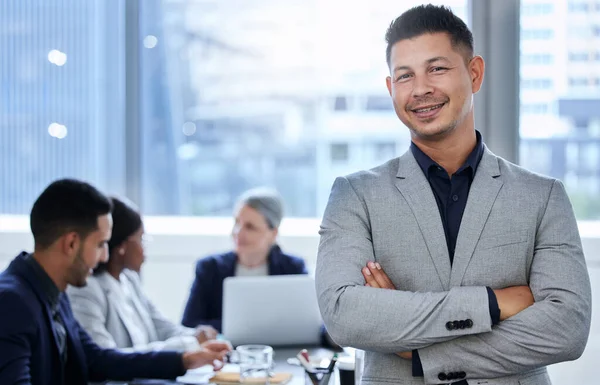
[426,56,451,65]
[392,56,452,74]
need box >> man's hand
[194,325,218,344]
[362,262,413,359]
[395,351,412,360]
[362,261,396,289]
[182,340,232,371]
[493,286,534,321]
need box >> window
[521,78,553,89]
[365,95,393,111]
[521,53,553,65]
[330,143,349,163]
[522,3,553,16]
[333,96,348,111]
[520,1,600,220]
[569,2,590,12]
[373,142,396,161]
[0,0,470,217]
[521,29,554,40]
[569,52,589,62]
[135,0,469,216]
[569,77,590,87]
[521,103,549,115]
[569,26,592,38]
[0,0,126,214]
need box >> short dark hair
[30,179,113,249]
[385,4,474,67]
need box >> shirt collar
[411,130,484,177]
[24,253,61,312]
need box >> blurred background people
[0,179,230,385]
[181,187,307,331]
[68,196,217,352]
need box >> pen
[301,349,311,362]
[297,352,316,373]
[325,353,338,373]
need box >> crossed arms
[315,176,592,383]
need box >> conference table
[103,346,340,385]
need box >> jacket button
[446,321,455,330]
[465,319,473,328]
[458,371,466,378]
[438,373,447,381]
[447,372,456,380]
[452,320,460,329]
[459,320,466,329]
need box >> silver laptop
[222,275,322,347]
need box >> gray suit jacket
[316,147,591,385]
[67,270,199,352]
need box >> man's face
[66,214,112,287]
[385,32,483,140]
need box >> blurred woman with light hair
[181,187,307,332]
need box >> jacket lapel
[98,272,149,346]
[59,298,87,383]
[122,273,159,341]
[394,152,451,290]
[450,148,503,287]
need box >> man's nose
[411,75,434,98]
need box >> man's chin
[411,123,455,141]
[70,278,89,288]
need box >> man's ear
[469,55,485,94]
[60,231,81,259]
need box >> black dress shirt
[409,131,500,382]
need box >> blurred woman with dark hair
[67,196,217,352]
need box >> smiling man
[0,179,231,385]
[316,4,591,385]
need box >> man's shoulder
[495,155,557,189]
[344,157,400,185]
[0,272,39,321]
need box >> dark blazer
[181,245,307,331]
[0,252,186,385]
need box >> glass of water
[235,344,273,383]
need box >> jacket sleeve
[415,180,592,384]
[77,321,186,382]
[316,176,493,352]
[0,291,35,385]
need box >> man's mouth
[411,103,445,113]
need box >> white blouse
[68,269,200,352]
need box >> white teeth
[415,104,442,113]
